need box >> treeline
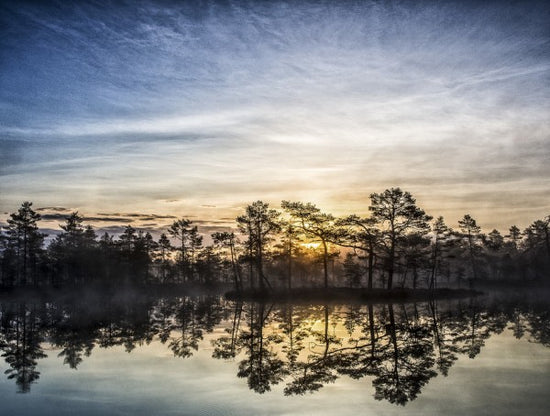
[0,188,549,290]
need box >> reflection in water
[0,293,548,405]
[1,304,46,393]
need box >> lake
[1,290,548,415]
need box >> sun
[301,242,320,249]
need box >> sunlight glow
[301,242,321,250]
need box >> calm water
[0,291,548,416]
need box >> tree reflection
[212,301,244,360]
[370,304,437,405]
[284,305,340,395]
[236,303,288,393]
[0,293,548,402]
[428,300,459,376]
[0,304,46,392]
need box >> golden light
[301,242,320,249]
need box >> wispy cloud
[1,1,549,231]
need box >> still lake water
[1,291,548,416]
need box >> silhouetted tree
[0,226,9,285]
[458,214,483,284]
[505,225,522,252]
[429,217,453,290]
[168,219,198,282]
[527,217,550,258]
[369,189,432,290]
[195,246,221,284]
[282,201,343,289]
[134,231,157,283]
[343,253,362,288]
[483,229,505,280]
[212,231,242,291]
[338,215,380,290]
[49,212,98,285]
[155,233,173,282]
[236,201,281,290]
[4,202,45,286]
[277,220,302,290]
[485,229,504,252]
[98,232,116,283]
[401,233,431,289]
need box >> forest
[1,188,549,291]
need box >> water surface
[1,292,548,415]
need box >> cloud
[97,213,177,219]
[39,213,135,223]
[36,206,72,212]
[0,1,548,231]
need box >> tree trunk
[181,239,186,283]
[230,244,241,292]
[367,243,374,290]
[322,240,329,289]
[22,230,28,286]
[287,240,292,290]
[468,232,478,280]
[387,240,395,290]
[429,236,441,291]
[257,235,264,290]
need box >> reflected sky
[1,1,549,231]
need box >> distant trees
[506,225,522,252]
[155,233,173,282]
[168,219,202,282]
[343,253,362,288]
[0,194,548,289]
[526,217,550,258]
[401,232,431,289]
[49,212,98,285]
[520,217,550,281]
[277,221,301,290]
[117,226,154,284]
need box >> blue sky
[1,0,549,233]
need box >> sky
[1,0,549,236]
